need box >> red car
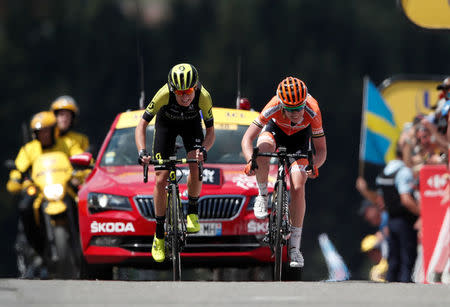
[77,107,278,278]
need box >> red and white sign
[419,165,450,284]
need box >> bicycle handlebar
[252,147,309,160]
[251,146,314,173]
[142,157,203,182]
[149,158,198,165]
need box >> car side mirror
[70,152,93,168]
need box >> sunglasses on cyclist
[283,105,305,112]
[174,87,195,96]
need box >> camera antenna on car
[135,0,145,110]
[235,55,241,109]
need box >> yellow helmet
[361,234,379,252]
[50,95,79,115]
[30,111,57,130]
[168,63,198,91]
[30,111,59,141]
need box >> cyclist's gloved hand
[306,165,319,179]
[138,149,149,165]
[194,145,207,162]
[244,159,258,176]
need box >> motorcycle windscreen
[31,152,73,189]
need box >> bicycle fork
[281,189,290,241]
[263,182,291,248]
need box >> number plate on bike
[190,223,222,236]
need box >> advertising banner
[379,77,443,131]
[419,164,449,283]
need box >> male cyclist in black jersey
[135,63,215,262]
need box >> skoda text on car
[78,107,278,270]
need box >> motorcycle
[27,151,91,279]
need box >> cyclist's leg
[186,149,201,196]
[288,167,307,267]
[152,170,169,261]
[151,117,176,261]
[180,118,203,232]
[255,120,277,187]
[252,132,274,218]
[185,148,201,233]
[285,128,310,267]
[180,117,204,197]
[255,133,274,185]
[286,127,311,228]
[152,116,176,218]
[253,121,277,218]
[288,163,308,228]
[153,171,169,217]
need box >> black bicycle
[143,156,203,281]
[251,146,313,281]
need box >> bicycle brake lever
[251,147,259,170]
[198,161,203,182]
[143,164,148,183]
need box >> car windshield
[100,124,249,166]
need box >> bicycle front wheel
[273,180,285,281]
[169,185,181,281]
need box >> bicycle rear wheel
[169,185,181,281]
[273,180,285,281]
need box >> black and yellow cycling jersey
[142,83,214,169]
[142,83,214,128]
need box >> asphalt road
[1,279,449,307]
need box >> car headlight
[247,193,273,211]
[43,184,64,201]
[88,193,132,213]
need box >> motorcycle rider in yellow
[6,111,83,263]
[50,95,90,153]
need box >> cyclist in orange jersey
[241,76,327,268]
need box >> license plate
[190,223,222,236]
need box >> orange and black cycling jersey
[142,83,214,128]
[253,94,325,138]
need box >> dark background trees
[1,0,449,279]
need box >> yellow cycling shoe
[151,237,165,262]
[186,213,201,233]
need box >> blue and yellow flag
[359,78,400,165]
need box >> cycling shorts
[258,119,312,169]
[152,115,204,170]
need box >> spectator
[359,199,389,237]
[356,176,384,210]
[375,144,420,282]
[413,124,445,164]
[429,77,450,147]
[399,114,448,168]
[398,115,421,168]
